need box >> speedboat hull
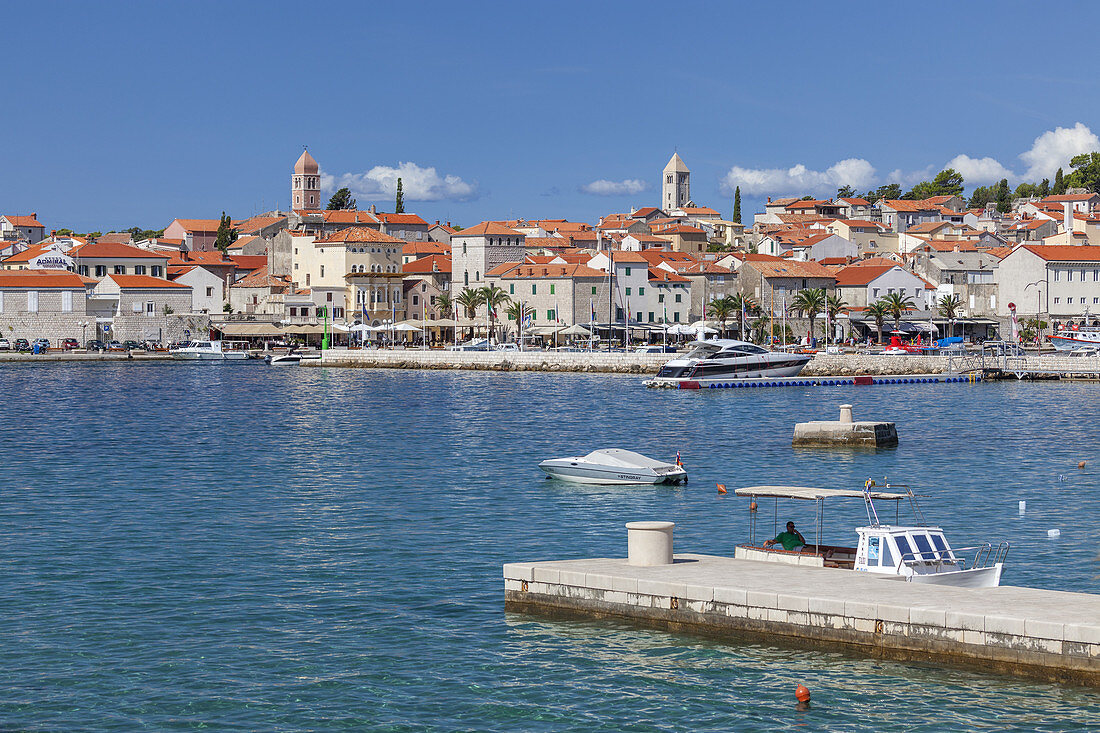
[904,563,1003,588]
[540,461,686,485]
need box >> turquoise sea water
[1,362,1098,730]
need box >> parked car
[32,338,50,352]
[445,339,492,351]
[122,340,142,351]
[85,339,105,351]
[0,338,9,351]
[14,338,30,352]
[106,340,124,351]
[61,338,80,350]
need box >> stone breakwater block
[792,420,898,447]
[793,404,898,448]
[626,521,674,566]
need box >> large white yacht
[170,340,249,360]
[651,339,812,385]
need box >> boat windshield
[718,344,769,356]
[684,343,722,360]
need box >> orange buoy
[750,501,758,512]
[717,483,728,494]
[1079,461,1087,469]
[795,684,811,702]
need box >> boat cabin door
[855,528,898,575]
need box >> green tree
[968,185,995,210]
[478,284,512,342]
[327,187,356,210]
[864,301,889,344]
[1039,178,1050,197]
[454,287,484,339]
[825,293,848,340]
[706,296,736,334]
[729,293,757,335]
[1052,167,1066,195]
[994,178,1012,214]
[865,183,902,202]
[395,177,405,213]
[837,184,856,199]
[881,292,916,334]
[435,292,454,319]
[505,300,532,337]
[1065,152,1100,193]
[214,212,237,253]
[937,294,962,338]
[902,168,964,200]
[790,287,827,340]
[732,186,741,224]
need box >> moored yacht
[169,340,249,360]
[1051,323,1100,351]
[539,449,687,485]
[651,339,811,385]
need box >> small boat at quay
[169,340,249,360]
[1050,323,1100,351]
[539,449,688,485]
[265,352,322,365]
[734,480,1008,588]
[651,339,811,385]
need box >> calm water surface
[1,363,1098,730]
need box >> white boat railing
[899,541,1009,572]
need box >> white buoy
[1019,500,1026,515]
[1048,529,1061,538]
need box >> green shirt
[772,531,804,551]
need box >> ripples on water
[1,362,1098,730]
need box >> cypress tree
[395,178,405,213]
[1052,167,1066,195]
[732,186,741,224]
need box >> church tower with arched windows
[662,152,691,211]
[292,148,321,211]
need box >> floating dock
[504,551,1100,686]
[648,373,981,389]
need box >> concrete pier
[504,553,1100,686]
[792,405,899,447]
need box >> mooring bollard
[839,404,854,424]
[626,521,675,566]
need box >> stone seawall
[310,349,958,376]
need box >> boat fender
[795,685,811,703]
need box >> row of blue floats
[698,374,982,389]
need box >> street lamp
[1024,280,1044,353]
[79,320,88,348]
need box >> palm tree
[436,292,454,320]
[505,300,532,339]
[478,284,512,343]
[730,293,757,337]
[864,301,890,344]
[825,293,849,342]
[937,294,961,338]
[454,287,484,340]
[707,296,736,335]
[882,292,916,335]
[791,287,827,341]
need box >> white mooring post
[626,521,675,566]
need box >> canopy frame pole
[816,498,822,555]
[773,497,778,540]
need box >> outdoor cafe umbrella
[558,324,591,336]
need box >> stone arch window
[464,271,469,286]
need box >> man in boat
[763,521,807,552]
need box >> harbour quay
[504,551,1100,687]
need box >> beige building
[996,245,1100,321]
[73,242,170,279]
[451,221,526,290]
[487,263,612,331]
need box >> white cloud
[1019,122,1100,180]
[721,158,876,196]
[943,154,1015,185]
[580,178,648,196]
[886,166,934,187]
[322,161,478,202]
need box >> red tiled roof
[315,227,405,245]
[838,198,871,206]
[71,242,170,259]
[167,250,233,267]
[0,269,85,288]
[2,214,45,228]
[1,244,60,263]
[743,258,836,279]
[322,210,378,225]
[374,212,428,226]
[680,206,721,216]
[234,215,286,234]
[503,264,606,279]
[648,267,690,283]
[108,274,189,289]
[232,265,291,289]
[402,254,451,274]
[171,218,221,233]
[228,255,267,271]
[1019,245,1100,262]
[453,221,525,238]
[833,263,897,286]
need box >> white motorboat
[169,340,249,360]
[265,352,322,365]
[651,339,811,385]
[733,481,1008,588]
[1050,323,1100,351]
[539,449,688,485]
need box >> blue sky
[4,1,1100,232]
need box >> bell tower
[662,152,690,210]
[292,148,321,211]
